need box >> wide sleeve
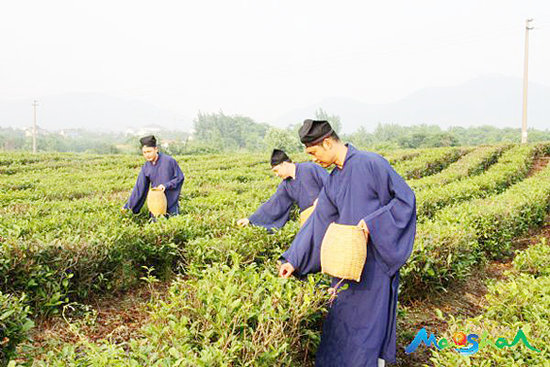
[280,186,339,277]
[164,159,185,190]
[362,157,416,276]
[249,183,294,230]
[124,168,150,214]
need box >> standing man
[237,149,328,230]
[279,120,416,366]
[123,135,184,216]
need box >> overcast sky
[1,0,549,123]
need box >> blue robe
[249,162,328,230]
[124,153,185,215]
[282,145,416,366]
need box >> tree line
[1,109,549,154]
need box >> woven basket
[147,188,167,217]
[299,204,316,227]
[321,223,367,282]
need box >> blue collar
[339,143,356,169]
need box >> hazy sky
[1,0,550,123]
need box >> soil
[14,281,169,363]
[527,155,550,177]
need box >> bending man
[237,149,328,230]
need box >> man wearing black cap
[123,135,185,216]
[278,120,416,367]
[237,149,328,230]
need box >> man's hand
[237,218,250,227]
[279,262,295,278]
[357,219,370,240]
[156,184,166,192]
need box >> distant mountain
[0,93,193,132]
[276,75,550,133]
[2,76,548,135]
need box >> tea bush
[392,147,471,179]
[402,160,550,296]
[31,263,329,366]
[429,239,550,366]
[415,143,549,219]
[0,292,33,364]
[2,144,550,365]
[409,144,510,191]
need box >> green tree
[314,108,342,134]
[372,123,406,142]
[345,126,373,149]
[193,111,269,151]
[264,127,302,153]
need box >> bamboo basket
[321,223,367,282]
[147,188,167,217]
[299,204,316,227]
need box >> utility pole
[32,100,39,153]
[521,19,534,144]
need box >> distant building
[24,126,49,137]
[161,139,177,149]
[58,129,82,138]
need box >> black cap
[140,135,157,148]
[270,149,291,167]
[299,119,334,145]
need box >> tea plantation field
[1,143,550,366]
